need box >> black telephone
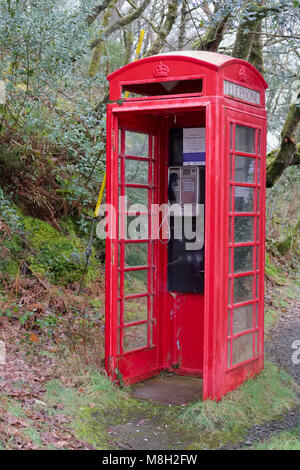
[168,171,178,203]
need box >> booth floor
[130,374,203,405]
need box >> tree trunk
[266,93,300,187]
[144,0,179,57]
[88,0,118,78]
[192,13,229,52]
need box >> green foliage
[19,214,96,285]
[265,253,286,284]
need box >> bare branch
[90,0,150,49]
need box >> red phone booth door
[114,125,159,384]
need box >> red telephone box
[104,51,267,400]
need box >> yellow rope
[94,170,106,217]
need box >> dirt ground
[0,278,299,450]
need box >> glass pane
[234,187,254,212]
[228,340,231,368]
[230,124,233,150]
[256,217,260,242]
[257,130,261,155]
[228,248,232,274]
[126,187,149,207]
[256,188,260,212]
[125,131,148,157]
[233,275,254,303]
[228,279,232,305]
[123,323,148,352]
[234,156,255,183]
[257,160,260,183]
[124,270,148,296]
[235,125,255,154]
[229,186,232,212]
[230,154,233,181]
[232,304,253,334]
[118,272,121,296]
[125,242,148,266]
[228,310,231,336]
[234,217,254,242]
[124,297,148,324]
[126,215,148,240]
[232,333,254,365]
[256,274,259,299]
[256,331,259,355]
[234,246,254,273]
[229,217,233,242]
[256,246,259,270]
[125,159,149,184]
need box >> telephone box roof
[107,50,268,89]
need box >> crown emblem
[239,66,247,82]
[152,62,169,78]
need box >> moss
[277,218,300,255]
[40,358,298,450]
[17,213,99,286]
[265,253,286,285]
[0,234,23,277]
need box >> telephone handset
[168,171,179,203]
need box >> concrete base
[130,374,203,406]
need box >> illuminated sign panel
[224,80,260,105]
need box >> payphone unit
[167,128,205,293]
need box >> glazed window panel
[235,124,255,154]
[125,159,149,184]
[124,296,148,324]
[124,270,148,296]
[227,341,231,368]
[257,160,261,183]
[234,216,254,242]
[123,323,148,352]
[228,248,232,274]
[229,186,233,211]
[126,215,148,240]
[125,131,149,157]
[234,186,254,212]
[232,304,253,335]
[234,156,255,183]
[232,333,254,365]
[126,187,149,207]
[234,246,254,273]
[125,242,148,267]
[228,279,232,305]
[256,188,260,212]
[256,246,259,270]
[233,275,254,304]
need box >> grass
[264,271,299,335]
[35,358,298,450]
[250,428,300,450]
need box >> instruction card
[183,127,205,165]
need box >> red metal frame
[105,52,267,399]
